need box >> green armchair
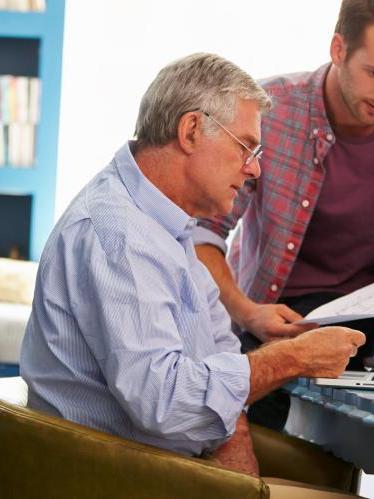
[0,399,268,499]
[0,397,361,499]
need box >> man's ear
[177,111,202,154]
[330,33,348,66]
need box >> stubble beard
[339,66,374,126]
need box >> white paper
[297,283,374,325]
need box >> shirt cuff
[192,226,228,255]
[204,352,250,435]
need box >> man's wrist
[229,293,258,328]
[247,339,303,403]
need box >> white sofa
[0,258,37,368]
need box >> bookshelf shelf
[0,11,46,38]
[0,1,65,261]
[0,166,40,189]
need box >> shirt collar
[309,63,334,139]
[114,141,196,240]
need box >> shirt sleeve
[68,221,250,446]
[197,259,243,352]
[192,225,228,254]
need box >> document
[298,283,374,326]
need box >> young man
[194,0,374,427]
[21,53,364,497]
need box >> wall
[55,0,340,217]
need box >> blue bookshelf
[0,363,19,377]
[0,1,65,261]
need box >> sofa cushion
[0,376,28,406]
[0,258,38,305]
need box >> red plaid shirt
[196,64,336,303]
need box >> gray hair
[134,52,271,148]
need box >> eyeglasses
[201,111,263,166]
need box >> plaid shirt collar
[309,63,334,141]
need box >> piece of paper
[297,283,374,325]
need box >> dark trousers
[242,292,374,431]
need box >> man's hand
[195,244,315,342]
[211,412,259,477]
[292,326,366,378]
[237,302,317,343]
[247,326,366,404]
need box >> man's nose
[242,157,261,179]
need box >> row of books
[0,75,40,167]
[0,75,41,124]
[0,0,45,11]
[0,123,36,167]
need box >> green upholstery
[0,399,361,498]
[0,400,269,499]
[251,423,360,493]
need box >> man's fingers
[350,347,358,358]
[342,327,366,347]
[276,322,318,338]
[278,305,303,323]
[299,322,320,332]
[345,328,366,347]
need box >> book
[30,0,45,11]
[15,76,29,123]
[0,125,5,165]
[8,122,21,166]
[0,0,45,11]
[0,75,10,124]
[298,283,374,326]
[19,122,35,167]
[8,122,35,167]
[28,77,41,124]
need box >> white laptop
[314,370,374,389]
[297,285,374,390]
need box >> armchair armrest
[251,423,359,493]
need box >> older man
[21,53,365,498]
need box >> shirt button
[301,199,310,208]
[313,128,319,135]
[287,242,295,251]
[270,283,278,292]
[313,157,319,165]
[326,133,334,142]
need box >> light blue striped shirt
[20,141,250,456]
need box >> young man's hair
[134,53,271,149]
[335,0,374,57]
